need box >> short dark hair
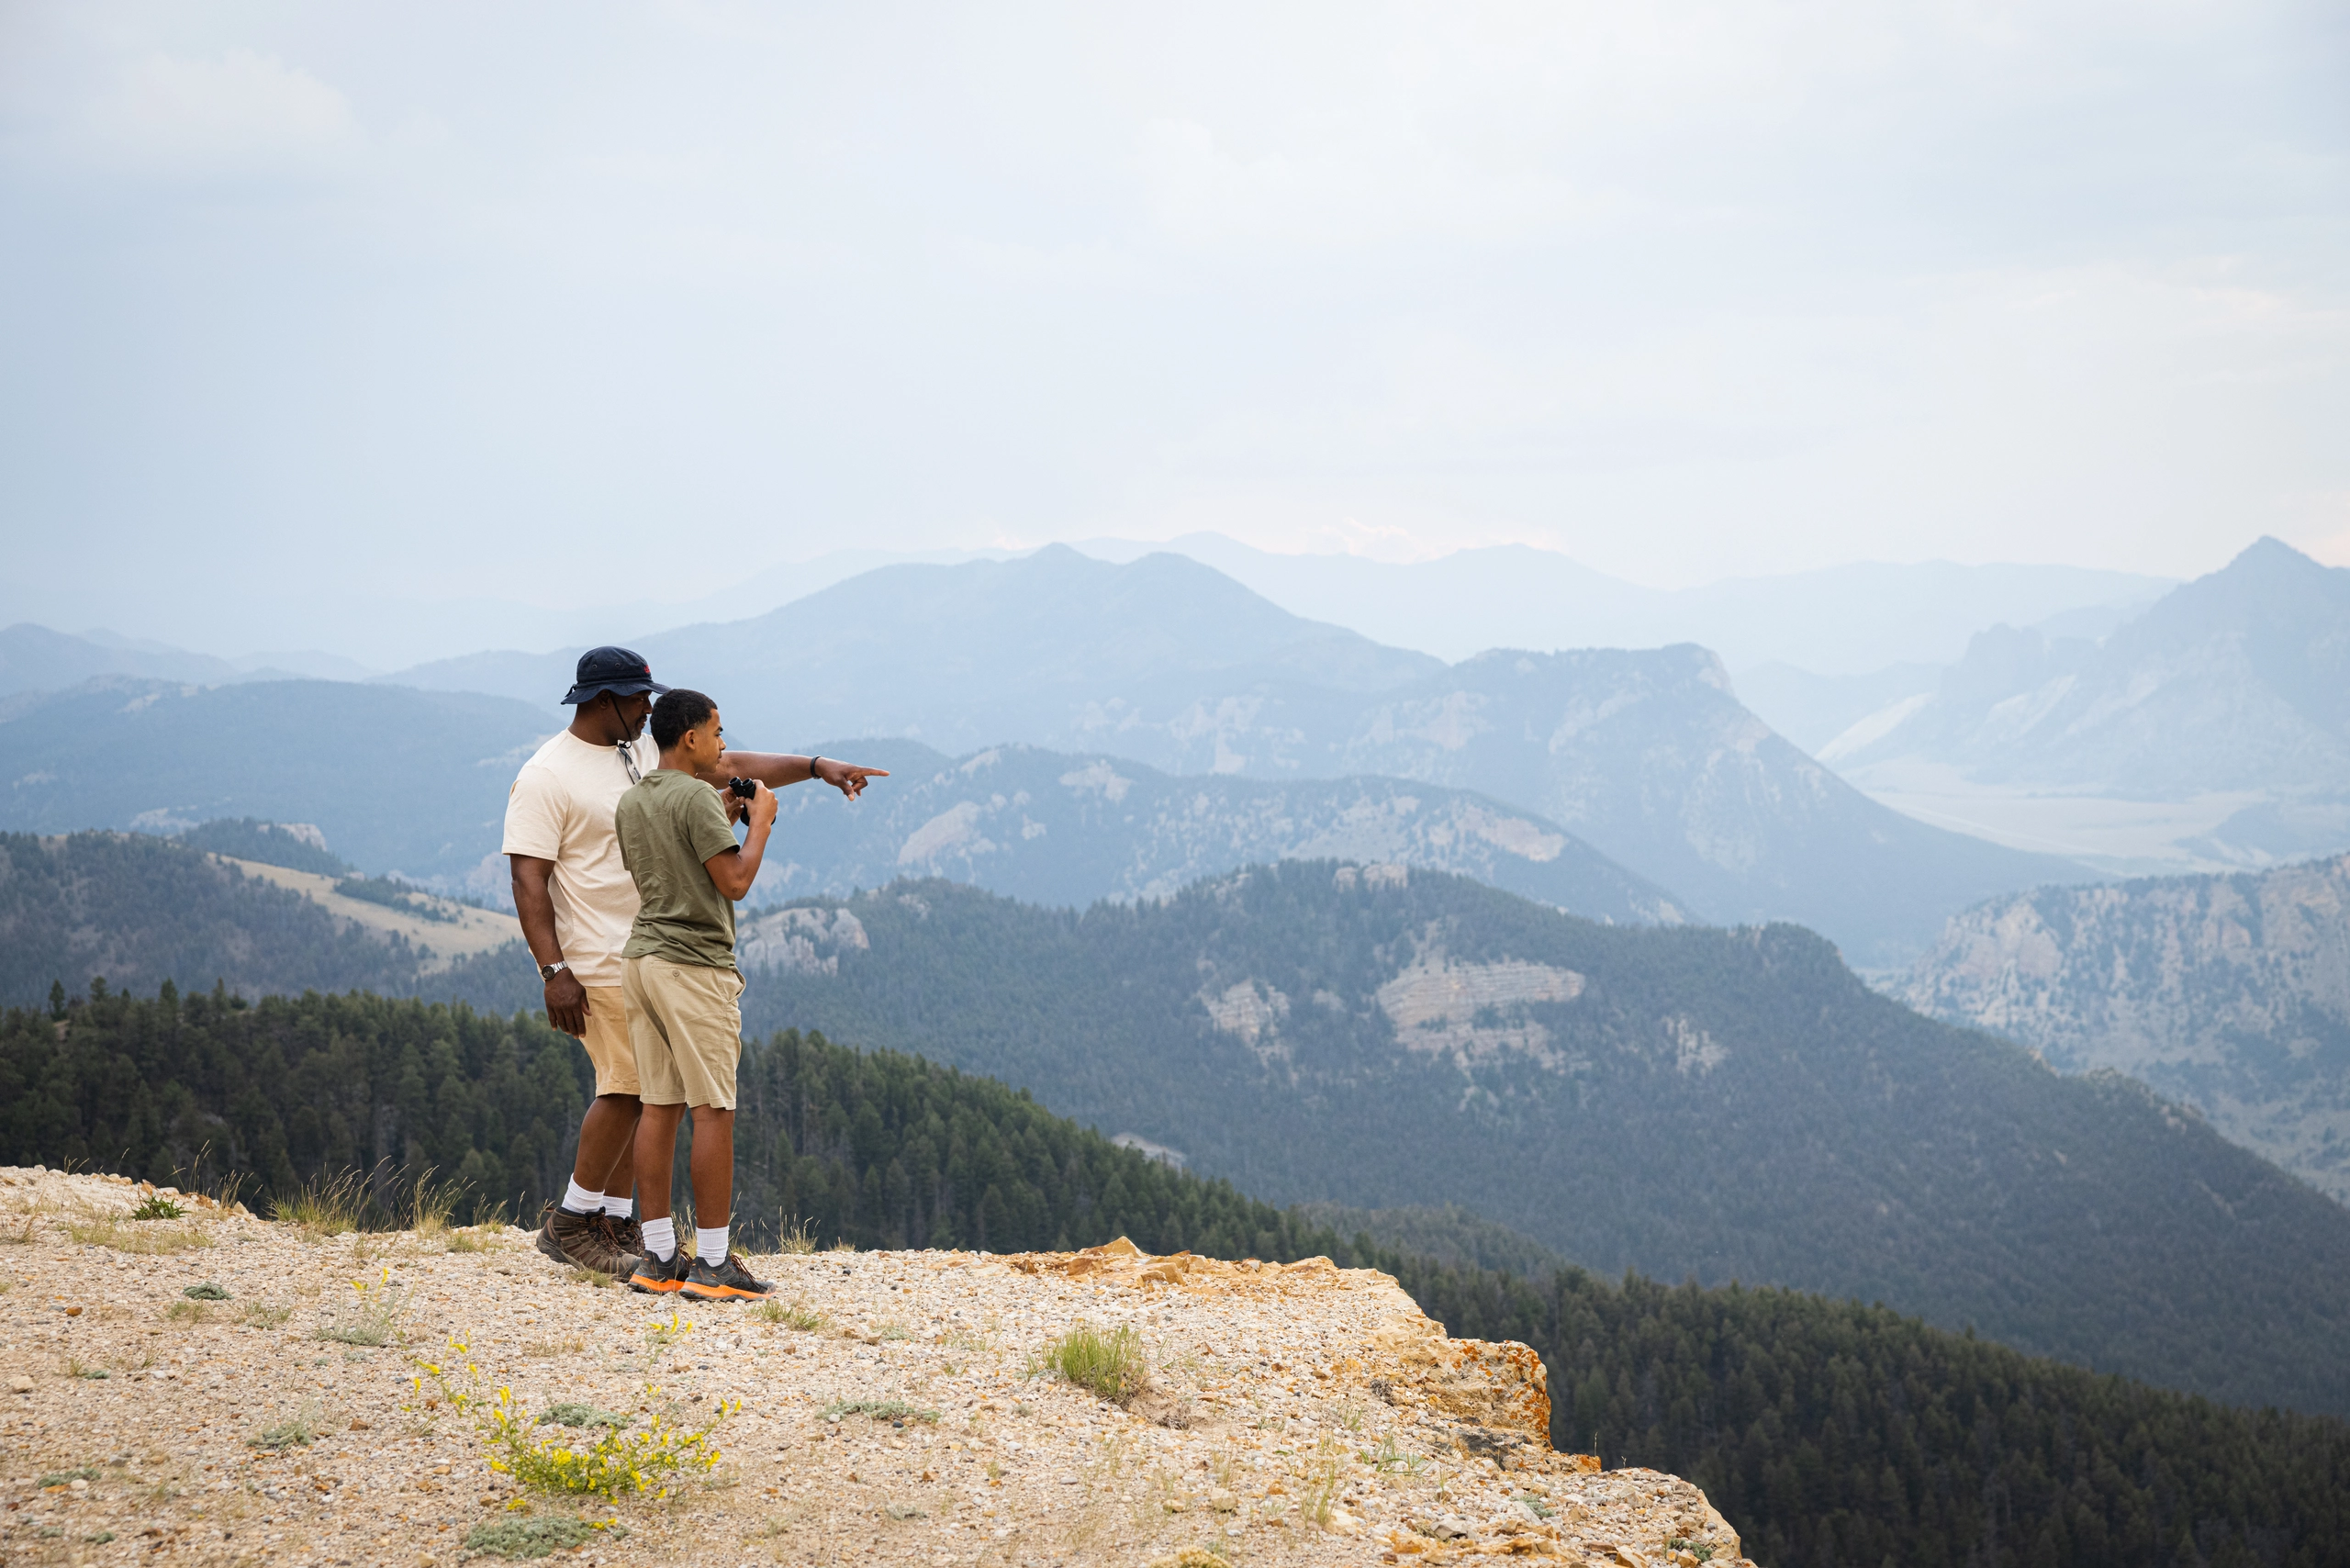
[650,689,716,752]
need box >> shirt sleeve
[501,765,565,860]
[685,782,742,866]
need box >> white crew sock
[561,1179,599,1215]
[600,1193,633,1217]
[641,1217,677,1261]
[696,1226,730,1266]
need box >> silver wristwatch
[539,960,570,981]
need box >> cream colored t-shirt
[501,730,661,986]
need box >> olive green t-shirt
[615,768,741,971]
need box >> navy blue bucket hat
[561,645,671,705]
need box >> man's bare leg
[575,1093,641,1196]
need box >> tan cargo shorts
[621,955,744,1110]
[576,984,641,1098]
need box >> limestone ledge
[1,1166,1751,1567]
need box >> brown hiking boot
[538,1204,630,1275]
[601,1210,643,1258]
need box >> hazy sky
[2,1,2344,664]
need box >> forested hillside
[733,866,2350,1415]
[0,829,540,1015]
[16,834,2350,1415]
[4,983,2344,1568]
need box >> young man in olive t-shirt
[614,688,778,1301]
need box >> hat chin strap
[607,694,645,784]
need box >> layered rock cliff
[1898,854,2350,1201]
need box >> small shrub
[1035,1321,1149,1404]
[182,1281,230,1301]
[412,1337,733,1501]
[315,1268,406,1347]
[464,1516,625,1560]
[541,1403,632,1429]
[249,1411,318,1450]
[129,1194,185,1221]
[1668,1539,1714,1562]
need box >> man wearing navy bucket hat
[502,645,887,1277]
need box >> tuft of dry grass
[775,1216,819,1255]
[272,1170,367,1240]
[523,1337,587,1358]
[754,1295,825,1332]
[66,1213,212,1255]
[446,1224,501,1253]
[405,1170,467,1240]
[564,1267,611,1289]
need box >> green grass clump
[754,1295,823,1331]
[38,1468,100,1487]
[182,1281,230,1300]
[463,1516,625,1560]
[129,1194,186,1221]
[249,1415,316,1450]
[822,1399,938,1425]
[1035,1321,1149,1404]
[540,1403,632,1429]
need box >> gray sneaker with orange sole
[680,1253,776,1301]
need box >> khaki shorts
[622,955,744,1110]
[576,985,642,1098]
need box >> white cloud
[76,47,359,174]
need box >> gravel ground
[2,1166,1754,1568]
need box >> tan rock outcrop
[1,1175,1751,1567]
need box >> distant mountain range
[1069,533,2173,674]
[756,738,1686,925]
[0,623,373,697]
[388,548,2089,964]
[0,551,2087,961]
[0,678,554,887]
[1897,853,2350,1204]
[735,863,2350,1416]
[1830,539,2350,868]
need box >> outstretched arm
[708,749,890,800]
